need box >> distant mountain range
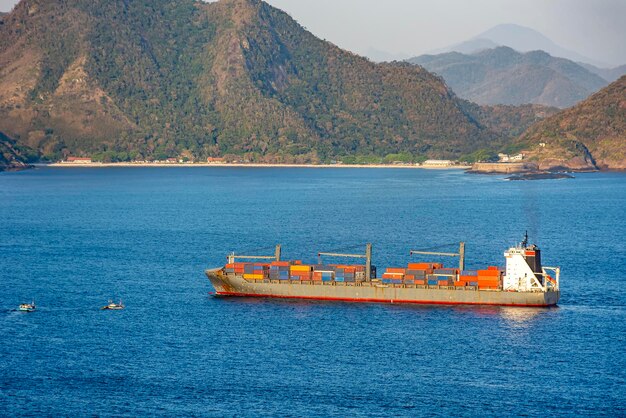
[0,0,553,163]
[519,75,626,170]
[579,63,626,83]
[430,24,607,67]
[408,47,610,108]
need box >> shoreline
[45,162,472,170]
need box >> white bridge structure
[503,242,560,292]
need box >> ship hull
[206,269,560,307]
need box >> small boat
[18,301,36,312]
[101,300,124,310]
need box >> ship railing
[538,267,560,291]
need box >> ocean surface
[1,167,625,416]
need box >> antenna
[522,231,529,248]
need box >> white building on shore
[498,153,524,162]
[421,159,454,167]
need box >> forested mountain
[408,47,608,108]
[0,0,550,163]
[519,76,626,170]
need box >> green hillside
[0,131,36,171]
[519,76,626,170]
[0,0,549,163]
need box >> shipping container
[434,268,458,274]
[382,273,404,279]
[243,273,264,280]
[290,265,312,272]
[407,262,442,270]
[477,269,500,277]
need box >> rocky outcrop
[0,131,34,172]
[469,162,538,174]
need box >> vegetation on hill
[0,131,36,171]
[519,76,626,170]
[408,47,608,108]
[0,0,554,163]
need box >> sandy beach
[47,162,471,170]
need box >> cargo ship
[205,234,560,307]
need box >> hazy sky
[2,0,624,66]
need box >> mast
[275,244,281,262]
[365,243,372,281]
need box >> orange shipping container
[454,281,467,287]
[386,268,406,274]
[477,269,500,277]
[414,279,426,285]
[382,273,404,279]
[487,266,499,271]
[477,276,500,282]
[477,280,499,287]
[408,263,435,270]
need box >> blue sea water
[1,167,625,416]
